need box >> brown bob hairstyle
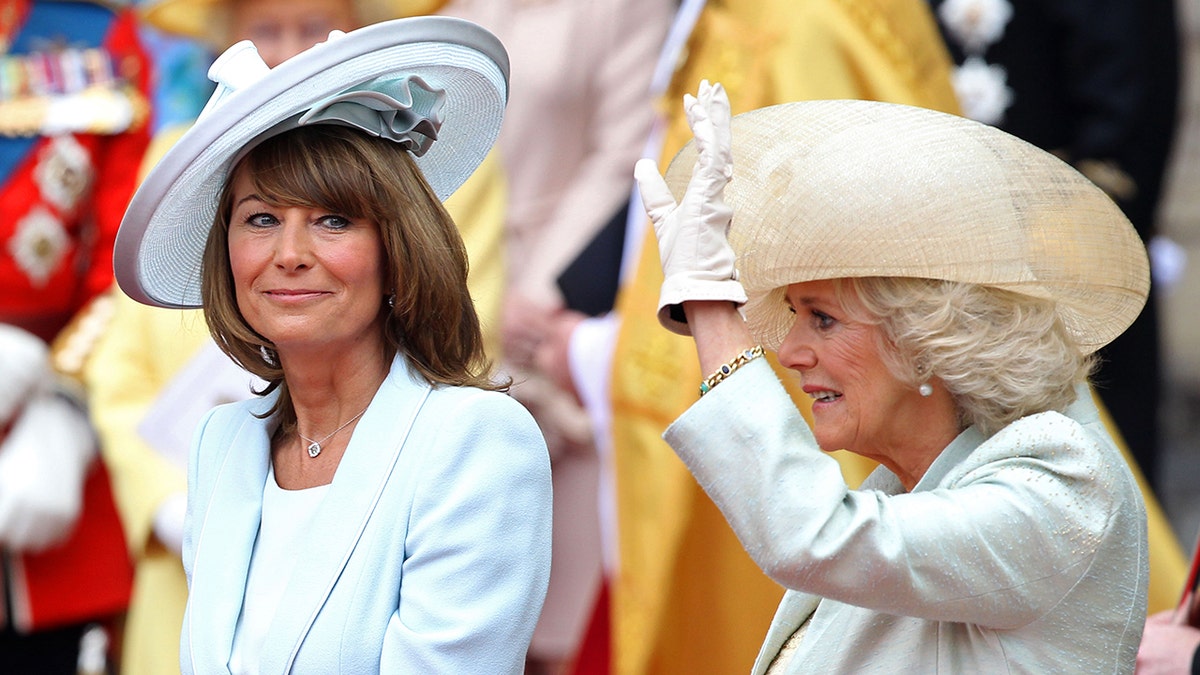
[201,124,503,429]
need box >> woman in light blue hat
[114,18,551,673]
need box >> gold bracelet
[699,345,764,396]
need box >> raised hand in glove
[634,80,746,335]
[0,386,96,552]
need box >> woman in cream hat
[110,17,550,674]
[634,81,1150,672]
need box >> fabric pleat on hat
[664,100,1149,354]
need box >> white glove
[634,80,746,335]
[0,388,96,552]
[0,324,50,425]
[152,491,187,557]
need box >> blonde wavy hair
[834,277,1093,436]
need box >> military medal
[0,2,147,139]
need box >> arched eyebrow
[234,193,267,208]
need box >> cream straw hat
[664,99,1150,354]
[114,16,507,309]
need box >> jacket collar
[186,354,433,673]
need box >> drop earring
[915,357,932,397]
[259,344,277,366]
[386,293,395,308]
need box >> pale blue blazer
[180,355,552,674]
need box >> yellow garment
[85,298,205,675]
[608,0,1184,673]
[84,124,507,675]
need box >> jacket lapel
[752,590,823,675]
[185,397,274,674]
[258,355,433,672]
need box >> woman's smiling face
[226,167,387,358]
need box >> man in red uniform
[0,1,152,672]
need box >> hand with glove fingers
[0,384,97,552]
[634,79,746,335]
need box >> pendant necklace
[298,405,369,458]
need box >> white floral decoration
[34,135,93,213]
[7,206,69,287]
[952,56,1013,125]
[938,0,1013,54]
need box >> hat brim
[664,100,1149,354]
[115,16,507,309]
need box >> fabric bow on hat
[299,76,445,156]
[204,35,446,158]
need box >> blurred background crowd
[2,0,1200,673]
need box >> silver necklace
[298,406,369,458]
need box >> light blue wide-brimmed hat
[115,15,507,309]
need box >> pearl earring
[918,382,933,397]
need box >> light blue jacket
[180,355,552,674]
[665,358,1148,674]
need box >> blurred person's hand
[502,292,558,369]
[1136,610,1200,674]
[0,387,96,552]
[533,309,586,402]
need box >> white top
[229,466,329,675]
